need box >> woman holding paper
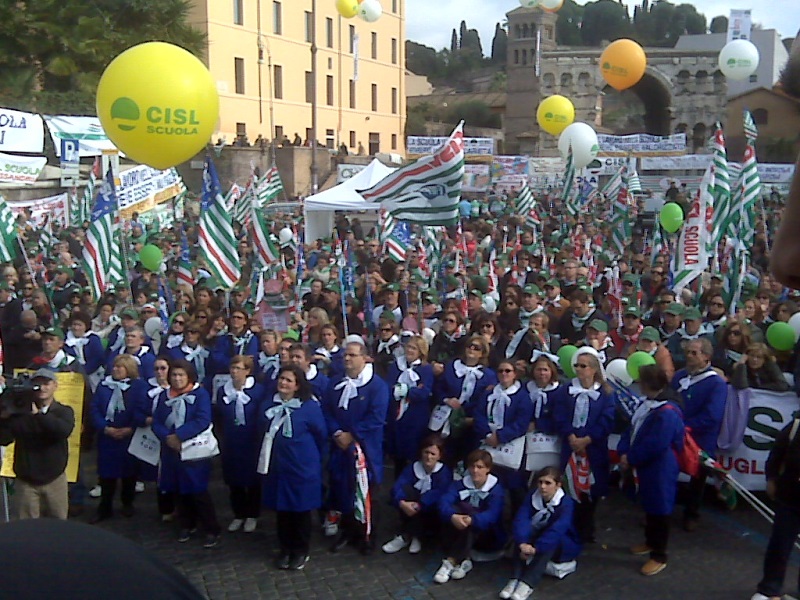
[260,364,326,571]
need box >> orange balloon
[599,39,647,91]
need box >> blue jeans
[512,545,559,589]
[757,500,800,598]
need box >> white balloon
[719,39,760,81]
[519,0,540,7]
[359,0,383,22]
[540,0,564,9]
[279,227,294,245]
[789,312,800,338]
[558,122,599,169]
[606,358,633,387]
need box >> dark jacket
[730,361,790,392]
[4,324,43,372]
[766,417,800,506]
[0,401,74,485]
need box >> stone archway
[601,68,673,136]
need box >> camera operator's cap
[55,266,74,278]
[120,307,139,320]
[32,368,57,382]
[683,306,702,321]
[665,302,685,316]
[42,326,65,340]
[640,326,661,343]
[587,319,608,333]
[523,284,542,296]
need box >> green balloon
[766,322,797,352]
[558,345,579,378]
[626,351,657,381]
[139,244,163,272]
[659,202,684,233]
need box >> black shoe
[120,505,135,518]
[288,554,309,570]
[274,553,291,570]
[88,513,110,525]
[203,534,220,549]
[359,539,375,556]
[177,529,192,543]
[329,533,350,553]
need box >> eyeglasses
[710,302,725,307]
[174,320,185,325]
[443,318,457,324]
[468,343,483,351]
[497,368,514,374]
[380,327,393,332]
[575,363,591,369]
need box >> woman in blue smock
[65,312,106,393]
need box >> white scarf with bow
[530,487,565,532]
[223,377,256,425]
[164,385,199,429]
[260,396,304,475]
[306,364,318,381]
[46,349,74,369]
[677,368,718,392]
[102,376,130,421]
[315,345,340,360]
[486,381,520,431]
[453,360,484,406]
[569,379,601,428]
[147,378,168,413]
[458,474,498,507]
[232,330,253,354]
[258,352,280,379]
[378,334,399,354]
[65,331,93,365]
[527,381,558,420]
[413,460,444,495]
[109,328,125,353]
[334,363,374,410]
[166,333,183,349]
[631,398,667,442]
[395,356,421,420]
[182,344,209,382]
[531,349,560,364]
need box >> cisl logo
[110,97,201,135]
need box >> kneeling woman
[434,449,505,584]
[500,467,582,600]
[382,435,452,555]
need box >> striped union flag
[199,156,241,289]
[360,122,464,226]
[710,124,730,259]
[257,164,285,205]
[0,194,16,263]
[81,169,119,298]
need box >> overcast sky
[405,0,799,53]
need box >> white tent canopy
[303,158,396,241]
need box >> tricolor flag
[360,122,464,226]
[199,156,241,289]
[561,149,578,218]
[70,158,100,227]
[251,209,281,267]
[515,182,536,216]
[385,221,411,263]
[378,209,396,245]
[257,164,285,205]
[232,174,256,227]
[82,169,119,299]
[609,166,631,257]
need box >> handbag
[482,435,526,470]
[662,404,701,477]
[127,426,161,466]
[180,425,220,461]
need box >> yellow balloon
[96,42,219,170]
[336,0,359,18]
[599,39,647,91]
[536,95,575,136]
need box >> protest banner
[0,152,47,184]
[462,164,490,192]
[597,133,686,156]
[0,108,44,153]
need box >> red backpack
[662,404,701,478]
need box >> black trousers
[229,485,261,519]
[644,513,671,563]
[684,466,709,520]
[399,509,439,540]
[757,500,800,598]
[158,490,175,516]
[178,491,221,535]
[440,522,494,563]
[276,511,312,556]
[573,493,598,543]
[98,476,136,517]
[512,546,560,588]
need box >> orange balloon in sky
[599,39,647,91]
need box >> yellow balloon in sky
[600,39,647,91]
[336,0,360,18]
[96,42,219,170]
[536,94,575,136]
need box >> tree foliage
[491,24,508,65]
[556,0,585,46]
[0,0,206,115]
[710,15,728,34]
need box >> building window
[369,132,380,155]
[349,25,356,53]
[326,18,334,48]
[326,76,334,106]
[305,71,313,104]
[273,65,283,99]
[391,134,397,150]
[275,125,284,141]
[514,49,519,65]
[749,74,758,83]
[752,108,768,125]
[391,38,398,64]
[392,0,398,12]
[234,57,245,94]
[371,32,378,60]
[233,0,243,25]
[349,80,356,109]
[371,84,378,111]
[391,87,398,114]
[305,11,313,43]
[305,127,313,143]
[273,2,281,35]
[350,131,356,148]
[326,129,335,149]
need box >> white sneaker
[511,582,533,600]
[408,537,422,554]
[382,535,408,554]
[499,579,518,599]
[89,485,102,498]
[243,518,257,533]
[433,559,455,584]
[227,518,244,532]
[450,558,473,580]
[135,481,145,493]
[323,511,340,537]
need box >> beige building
[188,0,406,156]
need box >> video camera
[0,374,41,416]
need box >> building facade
[188,0,406,156]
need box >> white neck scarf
[47,350,73,369]
[232,330,253,353]
[65,331,92,364]
[413,460,444,495]
[527,381,558,420]
[102,376,130,421]
[677,367,717,392]
[458,474,498,507]
[315,345,340,360]
[530,487,565,531]
[147,379,168,413]
[164,385,199,429]
[166,333,183,349]
[182,344,209,382]
[395,356,421,420]
[334,363,374,410]
[453,359,484,406]
[259,352,280,372]
[109,328,125,353]
[265,395,304,438]
[631,398,667,442]
[569,379,601,428]
[505,327,529,359]
[378,334,399,354]
[223,377,256,425]
[486,381,520,431]
[306,364,318,381]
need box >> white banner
[672,166,711,293]
[0,152,47,185]
[0,108,44,153]
[116,165,185,216]
[588,156,636,176]
[8,192,68,226]
[597,133,686,156]
[641,155,712,171]
[462,164,490,192]
[717,389,800,491]
[337,163,367,183]
[407,136,494,157]
[727,9,753,43]
[44,115,119,157]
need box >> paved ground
[42,455,800,599]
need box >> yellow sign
[1,371,86,483]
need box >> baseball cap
[544,278,560,288]
[383,282,400,292]
[32,368,57,381]
[588,319,608,333]
[523,284,542,296]
[42,326,65,340]
[624,306,642,318]
[683,307,702,320]
[468,289,484,299]
[0,281,11,291]
[640,326,661,343]
[665,303,685,316]
[120,307,139,320]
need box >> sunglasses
[443,318,457,324]
[174,320,185,325]
[468,343,483,351]
[729,330,742,335]
[497,368,514,374]
[380,327,393,332]
[575,363,591,369]
[710,302,725,307]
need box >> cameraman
[0,368,75,519]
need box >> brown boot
[641,559,667,576]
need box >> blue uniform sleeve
[390,463,416,507]
[684,377,727,437]
[627,408,683,468]
[420,466,453,510]
[438,481,461,522]
[534,497,576,554]
[471,484,505,532]
[586,392,615,442]
[90,387,109,433]
[351,379,390,444]
[497,390,534,444]
[512,491,535,544]
[129,380,150,427]
[174,388,212,442]
[321,386,342,437]
[407,365,434,404]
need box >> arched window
[522,49,528,65]
[695,70,708,94]
[542,72,556,92]
[560,72,573,93]
[514,49,519,65]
